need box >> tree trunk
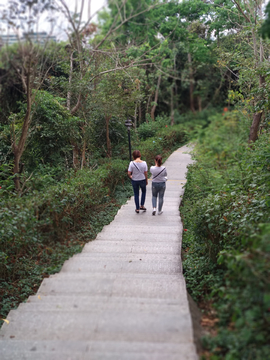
[105,114,112,157]
[139,103,142,125]
[252,29,258,63]
[12,70,32,191]
[13,150,21,191]
[67,52,73,110]
[188,53,196,113]
[248,36,265,143]
[151,75,161,121]
[250,2,264,143]
[80,124,87,170]
[72,143,80,168]
[146,94,152,122]
[170,85,174,126]
[134,103,137,129]
[198,96,202,112]
[81,140,86,170]
[248,112,262,143]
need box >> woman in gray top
[150,155,167,215]
[128,150,148,213]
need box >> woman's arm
[128,171,132,179]
[144,171,148,185]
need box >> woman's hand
[144,171,148,185]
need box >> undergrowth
[181,110,270,359]
[0,162,133,323]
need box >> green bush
[136,115,169,140]
[0,160,131,321]
[181,111,270,359]
[134,122,187,167]
[22,91,78,169]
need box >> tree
[48,0,161,166]
[89,63,142,157]
[211,0,269,143]
[231,0,267,142]
[261,2,270,39]
[0,0,58,191]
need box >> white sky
[0,0,107,40]
[54,0,107,39]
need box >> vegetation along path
[0,145,197,360]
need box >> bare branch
[154,65,182,81]
[71,93,82,115]
[94,2,162,51]
[243,0,256,22]
[58,0,78,34]
[223,64,239,79]
[232,0,251,23]
[88,62,153,83]
[79,0,85,29]
[19,172,33,197]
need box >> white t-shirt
[128,161,148,181]
[150,166,167,183]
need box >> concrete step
[123,200,181,207]
[97,224,182,235]
[109,215,181,225]
[60,257,182,275]
[119,201,182,208]
[0,309,193,343]
[0,340,198,360]
[71,252,181,262]
[95,231,181,242]
[17,296,187,312]
[36,273,186,299]
[136,193,182,199]
[111,217,182,226]
[82,240,181,254]
[114,210,182,218]
[25,295,188,307]
[114,210,181,219]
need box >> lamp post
[124,119,133,162]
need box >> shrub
[181,111,270,359]
[134,122,187,167]
[136,115,169,140]
[0,160,132,322]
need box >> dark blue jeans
[152,182,166,212]
[132,179,146,210]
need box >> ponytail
[155,155,162,167]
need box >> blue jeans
[152,182,166,212]
[132,179,146,210]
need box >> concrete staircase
[0,145,198,360]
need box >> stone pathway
[0,145,198,360]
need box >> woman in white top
[128,150,148,213]
[150,155,167,215]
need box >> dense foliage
[181,111,270,359]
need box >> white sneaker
[152,208,156,216]
[158,211,163,215]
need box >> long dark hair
[133,150,141,160]
[155,155,162,167]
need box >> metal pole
[125,119,132,162]
[128,128,132,162]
